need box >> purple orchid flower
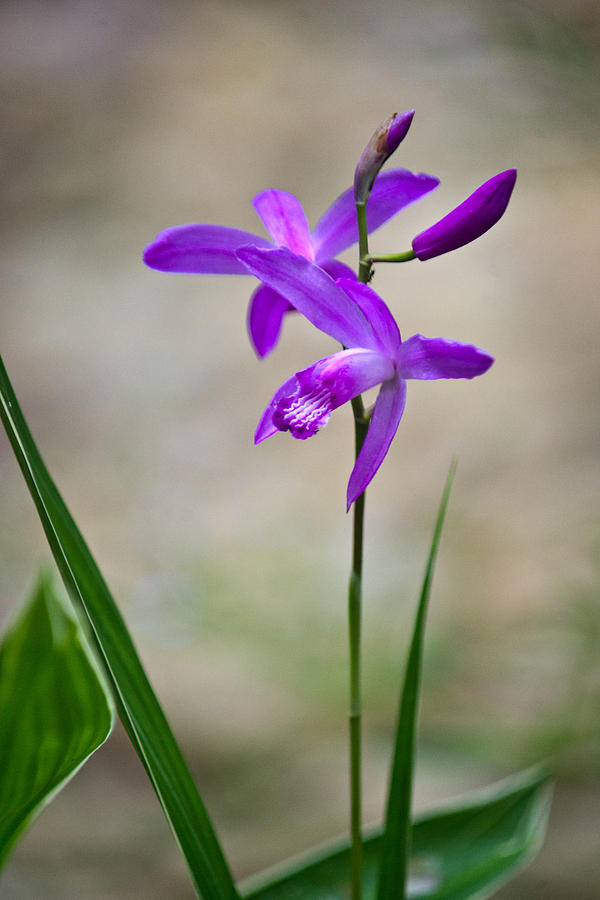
[143,170,439,357]
[412,169,517,260]
[235,246,493,509]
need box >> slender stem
[348,413,368,900]
[347,198,373,900]
[356,202,372,284]
[363,249,417,264]
[349,208,416,899]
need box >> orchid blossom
[236,246,493,509]
[143,170,439,357]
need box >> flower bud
[412,169,517,261]
[353,110,415,204]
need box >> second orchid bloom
[236,247,493,509]
[143,170,439,357]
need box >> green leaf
[377,460,456,900]
[239,767,552,899]
[0,354,239,900]
[0,570,113,868]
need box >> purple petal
[412,169,517,261]
[397,335,494,380]
[319,258,357,281]
[236,246,374,350]
[257,348,395,442]
[143,224,271,274]
[311,169,440,262]
[255,373,299,443]
[247,284,293,358]
[336,279,401,357]
[253,190,314,259]
[354,110,415,203]
[346,376,406,510]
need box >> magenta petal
[299,349,395,411]
[311,169,440,262]
[412,169,517,261]
[346,376,406,510]
[397,335,494,380]
[236,246,373,349]
[318,258,357,281]
[143,224,271,274]
[255,373,299,444]
[247,284,293,358]
[336,279,401,357]
[252,190,314,259]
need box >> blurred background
[1,0,599,897]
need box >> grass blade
[0,353,239,900]
[376,460,456,900]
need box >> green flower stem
[356,202,372,283]
[346,198,376,900]
[363,250,417,264]
[348,410,368,900]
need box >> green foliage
[240,767,551,899]
[0,571,113,867]
[0,353,239,900]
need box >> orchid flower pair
[144,112,515,508]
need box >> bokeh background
[1,0,599,897]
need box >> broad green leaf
[377,460,456,900]
[0,354,239,900]
[240,767,552,899]
[0,571,113,867]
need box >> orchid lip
[273,383,333,439]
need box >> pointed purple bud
[412,169,517,261]
[353,110,415,204]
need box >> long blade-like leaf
[240,767,551,899]
[0,571,113,867]
[0,353,239,900]
[377,460,456,900]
